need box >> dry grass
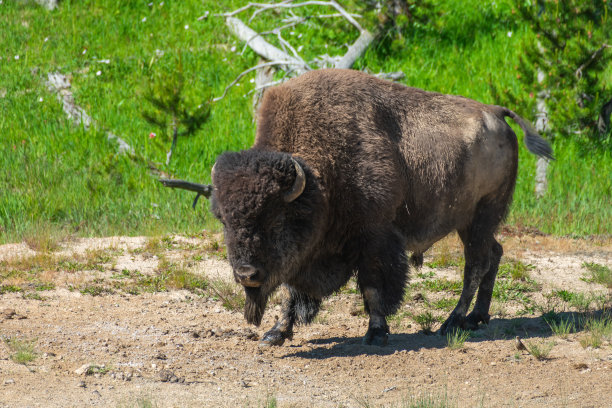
[208,279,245,312]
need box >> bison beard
[210,69,553,347]
[244,286,269,326]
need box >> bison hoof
[466,311,490,328]
[259,329,288,347]
[362,327,388,346]
[439,313,467,335]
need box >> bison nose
[235,264,263,287]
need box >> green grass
[525,340,554,360]
[579,312,612,349]
[413,311,438,334]
[4,337,37,365]
[0,0,610,242]
[582,262,612,288]
[446,328,470,350]
[544,314,575,339]
[208,279,245,312]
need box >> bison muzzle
[210,69,553,347]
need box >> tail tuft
[502,108,554,160]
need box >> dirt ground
[0,233,611,408]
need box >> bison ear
[283,158,306,203]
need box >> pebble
[74,364,93,376]
[158,369,180,383]
[4,379,15,385]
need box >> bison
[210,69,552,346]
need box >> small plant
[498,259,535,281]
[0,285,23,294]
[553,290,575,303]
[414,311,437,334]
[263,394,278,408]
[525,340,554,360]
[421,279,462,294]
[446,328,470,350]
[545,315,575,339]
[429,298,456,311]
[388,311,411,331]
[23,227,61,252]
[568,293,593,313]
[167,269,208,292]
[80,285,114,296]
[582,262,612,288]
[4,337,37,365]
[579,312,612,349]
[208,279,246,312]
[416,271,435,279]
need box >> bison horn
[211,162,217,182]
[284,158,306,203]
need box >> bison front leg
[259,286,321,347]
[357,229,409,346]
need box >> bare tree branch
[218,1,378,103]
[220,0,364,32]
[226,17,308,73]
[575,43,610,79]
[213,61,305,103]
[46,72,134,155]
[335,30,375,69]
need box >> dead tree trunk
[534,69,550,199]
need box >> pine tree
[492,0,611,146]
[142,65,211,166]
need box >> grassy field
[0,0,610,243]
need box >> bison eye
[269,216,285,231]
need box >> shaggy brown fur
[211,69,552,346]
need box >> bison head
[211,150,324,326]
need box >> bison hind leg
[410,252,424,268]
[440,194,510,335]
[465,239,503,327]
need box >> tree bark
[534,69,549,199]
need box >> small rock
[92,390,101,398]
[4,379,15,385]
[74,364,93,376]
[573,362,589,370]
[77,381,86,388]
[155,352,167,360]
[158,369,179,383]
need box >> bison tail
[502,108,555,161]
